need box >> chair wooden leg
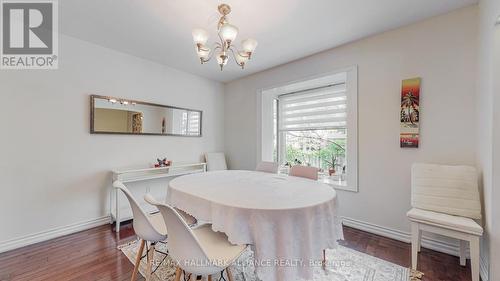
[145,243,155,281]
[131,239,146,281]
[207,275,212,281]
[470,236,480,281]
[322,249,326,270]
[417,230,422,252]
[459,240,467,266]
[226,267,234,281]
[174,267,182,281]
[411,222,419,270]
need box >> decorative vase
[329,168,335,176]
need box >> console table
[111,162,206,232]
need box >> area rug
[119,240,422,281]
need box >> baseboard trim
[342,217,410,243]
[0,216,111,254]
[342,217,459,256]
[342,217,490,281]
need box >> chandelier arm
[198,45,210,52]
[217,32,230,52]
[240,52,250,58]
[201,45,221,63]
[228,46,250,58]
[228,46,238,60]
[228,47,244,68]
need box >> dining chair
[204,152,228,171]
[114,181,197,281]
[144,194,246,281]
[113,180,167,281]
[255,161,279,173]
[407,163,483,281]
[289,165,319,180]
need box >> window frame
[260,66,358,192]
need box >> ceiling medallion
[191,4,258,71]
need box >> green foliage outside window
[282,130,346,171]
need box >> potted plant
[325,154,337,176]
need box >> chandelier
[191,4,258,71]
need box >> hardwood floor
[0,222,473,281]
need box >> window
[261,67,358,191]
[181,111,201,135]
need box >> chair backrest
[144,195,211,272]
[255,161,279,173]
[411,163,481,219]
[289,165,319,180]
[204,152,228,171]
[113,181,165,242]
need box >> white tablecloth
[167,170,343,281]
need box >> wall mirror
[90,95,202,136]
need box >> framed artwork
[400,78,421,148]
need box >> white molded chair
[144,195,246,281]
[114,181,197,281]
[255,161,279,173]
[407,163,483,281]
[113,180,167,281]
[204,152,228,171]
[289,165,319,180]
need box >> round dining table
[167,170,343,281]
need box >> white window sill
[278,169,358,192]
[319,175,358,192]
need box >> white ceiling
[59,0,477,82]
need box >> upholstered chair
[407,163,483,281]
[289,165,319,180]
[204,152,228,171]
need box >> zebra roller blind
[278,82,347,131]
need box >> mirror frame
[90,95,203,137]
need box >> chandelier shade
[216,53,228,66]
[191,4,257,71]
[192,28,209,45]
[219,24,239,43]
[196,48,210,60]
[235,52,249,65]
[242,38,258,54]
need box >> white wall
[477,0,500,279]
[225,6,477,242]
[0,34,224,250]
